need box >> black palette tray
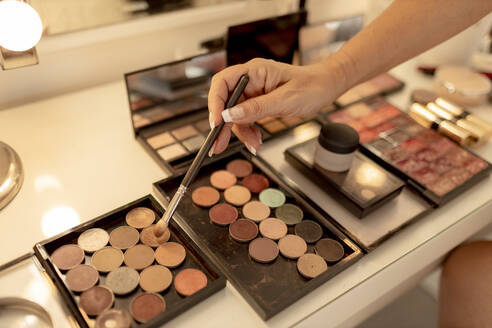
[34,195,226,328]
[153,149,363,320]
[285,138,405,218]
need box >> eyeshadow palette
[323,98,492,205]
[33,195,226,328]
[153,150,362,319]
[285,139,405,218]
[334,73,404,108]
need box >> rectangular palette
[323,98,492,205]
[334,73,404,107]
[285,139,405,218]
[34,195,226,328]
[153,150,363,319]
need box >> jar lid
[435,65,491,97]
[318,122,359,154]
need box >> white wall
[0,0,367,109]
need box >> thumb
[221,87,285,125]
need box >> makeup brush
[154,74,250,237]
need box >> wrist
[317,48,357,98]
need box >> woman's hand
[208,57,347,155]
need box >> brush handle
[181,74,249,186]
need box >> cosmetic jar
[314,122,359,172]
[434,65,491,106]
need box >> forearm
[329,0,492,92]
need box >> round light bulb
[0,1,43,51]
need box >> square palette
[153,150,362,320]
[334,73,404,108]
[323,98,491,206]
[34,195,226,328]
[285,139,405,218]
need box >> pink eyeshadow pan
[429,156,454,174]
[171,125,199,140]
[430,138,457,154]
[400,138,426,153]
[428,178,456,196]
[328,111,353,124]
[147,132,175,149]
[358,129,378,143]
[412,167,440,185]
[395,157,427,173]
[415,148,440,162]
[347,120,366,132]
[373,121,395,134]
[444,168,471,186]
[464,157,488,174]
[157,143,188,161]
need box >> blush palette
[34,195,225,328]
[153,150,362,319]
[323,98,491,205]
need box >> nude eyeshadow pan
[259,218,288,240]
[171,125,199,140]
[242,201,270,222]
[158,143,188,161]
[155,242,186,268]
[109,226,140,250]
[226,159,253,178]
[95,309,132,328]
[124,244,155,270]
[126,207,155,229]
[105,266,140,295]
[130,293,166,323]
[65,264,99,292]
[209,203,238,226]
[278,234,307,259]
[79,286,114,316]
[297,253,327,279]
[77,228,109,253]
[229,219,258,242]
[147,132,175,149]
[174,268,208,296]
[140,224,170,247]
[210,170,237,190]
[51,244,85,271]
[192,186,220,207]
[91,247,124,272]
[241,173,270,193]
[315,238,345,263]
[248,237,279,263]
[182,134,205,152]
[139,265,173,293]
[224,185,251,206]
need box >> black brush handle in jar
[181,74,249,187]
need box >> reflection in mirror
[30,0,242,36]
[125,50,226,130]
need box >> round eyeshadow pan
[259,218,288,240]
[174,268,208,297]
[315,238,345,263]
[224,185,251,206]
[95,309,132,328]
[109,226,140,250]
[91,247,124,273]
[130,293,165,323]
[210,170,237,190]
[209,203,238,226]
[278,235,307,259]
[229,219,258,243]
[192,186,220,207]
[125,207,155,229]
[124,244,155,270]
[79,286,114,316]
[242,201,270,222]
[259,188,286,208]
[105,266,140,295]
[51,244,85,271]
[226,159,253,178]
[297,253,328,279]
[65,264,99,292]
[155,242,186,268]
[248,238,279,263]
[242,173,270,193]
[295,220,324,243]
[140,224,170,247]
[275,203,304,225]
[139,265,173,293]
[78,228,109,253]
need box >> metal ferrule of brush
[163,185,187,223]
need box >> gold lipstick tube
[434,97,492,135]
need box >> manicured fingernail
[245,143,257,156]
[209,117,215,130]
[208,142,216,157]
[222,106,244,122]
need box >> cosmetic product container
[434,97,492,134]
[314,122,360,172]
[434,65,491,106]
